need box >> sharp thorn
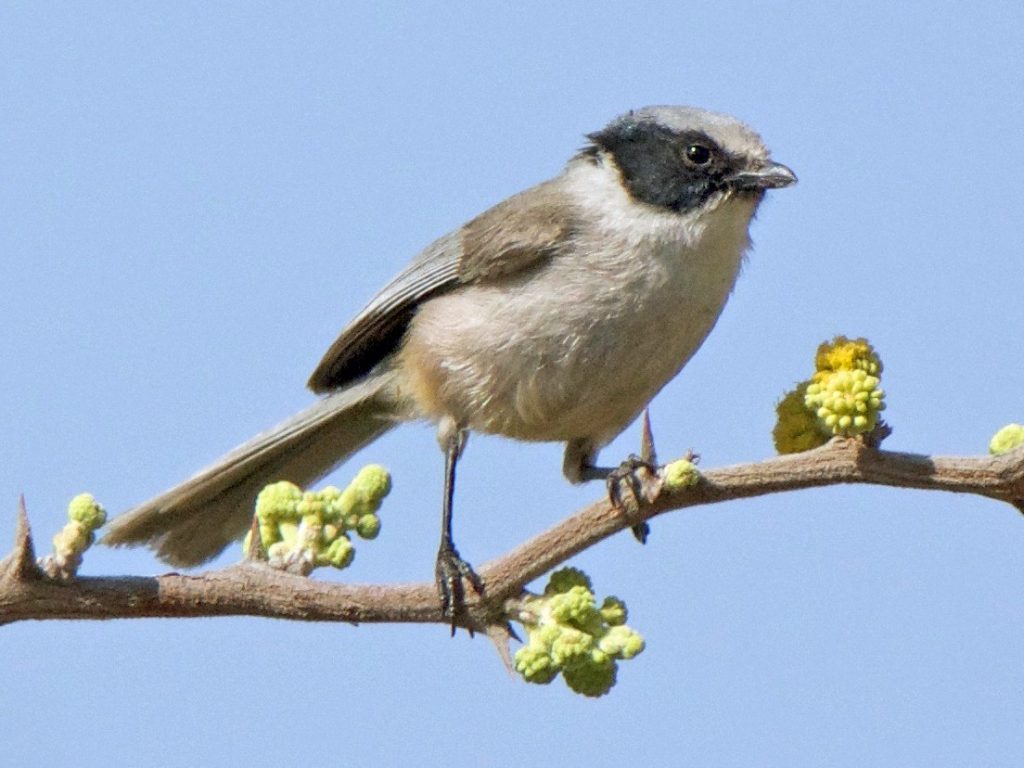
[641,408,658,466]
[486,623,519,676]
[7,495,42,581]
[244,514,266,561]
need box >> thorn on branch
[244,514,266,561]
[640,409,657,466]
[485,623,518,676]
[3,442,1022,641]
[4,496,42,582]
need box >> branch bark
[3,439,1023,631]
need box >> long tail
[103,371,401,567]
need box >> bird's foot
[607,409,665,542]
[606,454,663,509]
[435,543,484,635]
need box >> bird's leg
[435,422,483,633]
[563,410,663,542]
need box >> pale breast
[398,162,758,445]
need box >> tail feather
[103,372,400,566]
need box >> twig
[3,439,1022,630]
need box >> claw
[602,454,659,507]
[606,412,664,542]
[606,453,658,508]
[631,521,650,544]
[578,408,665,543]
[435,544,484,635]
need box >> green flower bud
[989,423,1024,456]
[53,522,92,556]
[549,586,597,625]
[550,627,594,665]
[319,486,343,522]
[598,625,645,659]
[599,596,627,626]
[532,623,562,651]
[355,514,381,540]
[67,493,107,530]
[322,536,354,569]
[296,492,325,518]
[662,459,701,491]
[255,481,302,522]
[513,646,558,684]
[352,464,392,503]
[805,368,885,438]
[335,486,359,516]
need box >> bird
[103,105,796,620]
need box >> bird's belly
[398,216,749,443]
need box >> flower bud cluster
[513,568,644,697]
[243,465,390,575]
[774,336,886,454]
[40,493,108,580]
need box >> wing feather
[307,177,576,393]
[307,231,462,391]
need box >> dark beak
[728,161,798,191]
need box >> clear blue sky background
[2,3,1023,766]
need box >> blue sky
[2,2,1023,765]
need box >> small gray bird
[104,105,796,618]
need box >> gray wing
[307,177,576,393]
[307,230,462,392]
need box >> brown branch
[3,439,1023,631]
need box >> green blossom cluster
[989,423,1024,456]
[774,336,886,454]
[41,493,108,579]
[243,465,391,574]
[805,367,885,437]
[513,568,644,698]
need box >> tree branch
[3,439,1022,630]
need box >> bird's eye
[685,144,712,166]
